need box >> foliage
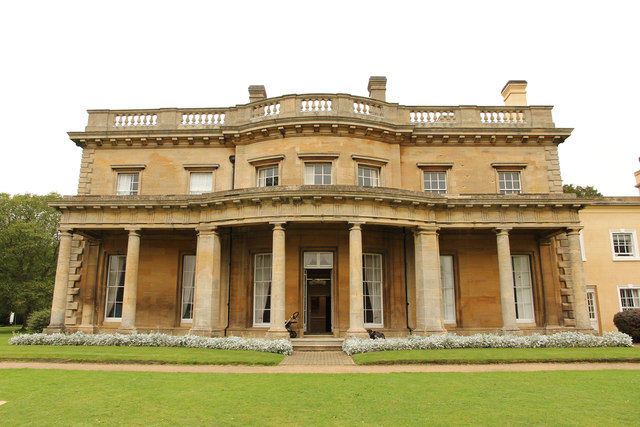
[0,193,61,326]
[613,309,640,343]
[27,309,51,333]
[342,332,632,355]
[9,331,294,355]
[1,370,639,425]
[562,184,603,197]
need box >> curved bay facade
[46,77,592,337]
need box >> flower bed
[9,332,293,355]
[342,332,632,356]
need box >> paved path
[1,361,640,374]
[280,351,354,366]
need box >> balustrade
[114,113,157,127]
[181,111,225,126]
[253,102,280,118]
[301,98,332,112]
[410,110,456,124]
[353,101,382,117]
[480,109,526,124]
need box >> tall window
[257,165,279,187]
[363,253,383,326]
[619,287,640,310]
[189,172,212,194]
[499,171,522,194]
[424,171,447,194]
[512,255,534,321]
[305,163,332,185]
[358,165,380,187]
[181,255,196,321]
[105,255,126,320]
[254,253,272,326]
[440,255,456,323]
[116,173,139,195]
[611,231,638,259]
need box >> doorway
[303,252,333,334]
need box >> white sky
[1,0,638,196]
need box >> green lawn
[352,347,640,365]
[0,327,284,366]
[1,369,639,425]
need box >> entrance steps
[291,337,344,352]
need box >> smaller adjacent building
[580,171,640,333]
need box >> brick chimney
[501,80,528,106]
[368,76,387,102]
[248,85,267,103]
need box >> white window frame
[253,253,272,327]
[104,255,126,321]
[362,253,383,327]
[440,255,456,324]
[257,165,279,187]
[305,163,332,185]
[512,254,535,322]
[610,230,639,260]
[116,172,139,195]
[498,171,522,194]
[579,230,586,261]
[618,285,640,311]
[189,171,213,195]
[180,254,196,322]
[424,171,447,194]
[357,165,380,187]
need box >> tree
[0,193,61,327]
[562,184,603,198]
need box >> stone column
[413,226,445,334]
[267,222,288,338]
[190,226,222,336]
[567,228,591,330]
[346,222,369,338]
[118,228,141,332]
[496,228,519,333]
[45,230,74,333]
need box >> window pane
[257,166,279,187]
[499,171,522,194]
[190,172,212,194]
[612,233,634,257]
[424,171,447,194]
[105,255,126,319]
[181,255,196,320]
[620,288,640,310]
[512,255,534,321]
[358,166,380,187]
[362,253,383,326]
[440,255,455,323]
[117,173,139,195]
[305,163,332,185]
[254,253,272,326]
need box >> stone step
[291,337,344,352]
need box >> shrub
[613,310,640,343]
[27,309,51,333]
[8,332,294,355]
[342,332,632,355]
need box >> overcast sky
[1,1,638,196]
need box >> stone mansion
[46,77,593,338]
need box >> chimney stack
[368,76,387,102]
[635,158,640,194]
[248,85,267,103]
[501,80,528,106]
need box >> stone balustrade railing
[85,94,555,131]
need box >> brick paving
[279,351,355,366]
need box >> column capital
[566,227,583,235]
[495,227,512,235]
[196,224,218,234]
[349,221,365,230]
[124,227,142,235]
[270,221,286,231]
[414,224,439,235]
[57,228,74,237]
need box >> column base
[412,328,447,336]
[76,326,98,334]
[188,328,224,337]
[500,327,522,335]
[116,327,137,334]
[266,328,290,339]
[345,328,369,339]
[43,326,66,335]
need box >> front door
[303,252,333,334]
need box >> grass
[0,369,639,425]
[352,347,640,365]
[0,327,284,366]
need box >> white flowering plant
[9,332,294,355]
[342,332,632,356]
